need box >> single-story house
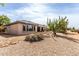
[5,20,47,35]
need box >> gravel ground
[0,32,79,56]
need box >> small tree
[0,15,11,32]
[0,15,11,25]
[47,16,68,36]
[57,16,68,33]
[47,18,58,36]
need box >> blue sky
[0,3,79,28]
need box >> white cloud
[14,4,60,25]
[1,3,79,28]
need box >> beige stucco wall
[6,23,46,35]
[6,23,23,35]
[6,23,36,35]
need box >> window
[42,27,44,32]
[23,25,26,31]
[27,25,33,31]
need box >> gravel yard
[0,32,79,56]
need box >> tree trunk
[53,31,56,37]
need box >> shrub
[24,34,44,43]
[25,35,30,41]
[70,27,76,32]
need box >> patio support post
[35,26,37,32]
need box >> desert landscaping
[0,31,79,56]
[0,14,79,56]
[1,3,79,56]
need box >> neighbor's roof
[5,20,46,27]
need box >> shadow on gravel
[65,32,77,35]
[56,34,79,43]
[51,36,57,41]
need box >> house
[5,20,47,35]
